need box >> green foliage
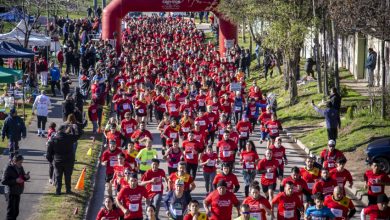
[346,106,354,120]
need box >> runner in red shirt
[264,113,282,148]
[242,182,272,220]
[88,99,99,134]
[116,174,149,220]
[192,123,207,150]
[257,149,281,201]
[236,115,253,152]
[203,180,240,220]
[162,119,180,147]
[101,140,123,196]
[131,121,153,151]
[96,196,124,220]
[166,94,181,122]
[320,139,345,169]
[312,168,338,196]
[240,141,259,197]
[281,167,311,205]
[194,109,210,135]
[200,145,218,195]
[182,132,203,179]
[213,163,240,193]
[329,157,353,191]
[217,131,238,167]
[205,106,218,146]
[179,110,194,140]
[361,194,390,220]
[117,93,133,121]
[216,114,230,141]
[112,153,133,193]
[246,98,258,129]
[271,181,304,220]
[323,186,356,220]
[300,157,321,191]
[269,137,288,176]
[120,112,138,148]
[134,93,148,123]
[153,89,167,123]
[364,160,390,205]
[258,106,272,144]
[158,113,171,154]
[140,159,168,217]
[104,124,122,148]
[168,162,196,199]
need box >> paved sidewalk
[0,79,77,220]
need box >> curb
[283,128,369,207]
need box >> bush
[340,85,349,97]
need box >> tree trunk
[381,39,386,119]
[242,21,246,43]
[332,20,340,92]
[323,8,329,96]
[276,50,283,76]
[312,0,322,93]
[283,54,289,91]
[289,48,300,105]
[248,24,260,45]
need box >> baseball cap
[328,140,336,146]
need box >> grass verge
[36,105,109,220]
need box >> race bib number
[328,163,335,168]
[251,111,256,116]
[371,185,382,193]
[110,159,117,167]
[129,203,139,212]
[245,162,255,169]
[307,182,314,189]
[250,213,262,220]
[173,208,182,216]
[265,172,274,179]
[138,109,144,114]
[123,103,130,110]
[199,101,205,106]
[160,104,166,108]
[170,106,177,112]
[126,127,133,133]
[240,132,247,137]
[271,129,278,134]
[277,159,283,165]
[222,150,231,157]
[284,210,294,218]
[151,184,162,192]
[185,152,194,160]
[330,208,343,218]
[170,133,178,139]
[198,120,206,126]
[182,127,190,132]
[235,106,241,111]
[172,163,178,168]
[219,130,225,135]
[207,159,216,166]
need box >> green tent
[0,66,22,83]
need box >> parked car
[366,137,390,174]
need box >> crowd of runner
[83,14,390,220]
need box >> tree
[219,0,313,105]
[329,0,390,119]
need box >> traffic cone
[75,168,86,190]
[86,148,92,156]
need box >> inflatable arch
[102,0,237,57]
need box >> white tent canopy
[0,20,51,47]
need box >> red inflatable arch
[102,0,237,57]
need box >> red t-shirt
[281,176,309,202]
[204,190,239,220]
[258,112,272,132]
[242,196,272,220]
[271,192,303,220]
[166,100,181,117]
[320,149,345,169]
[257,158,280,185]
[195,115,210,133]
[120,119,138,138]
[300,167,320,190]
[265,120,282,137]
[323,195,355,220]
[212,173,239,193]
[106,131,122,148]
[363,204,390,220]
[240,151,259,170]
[217,139,237,162]
[205,112,218,131]
[141,168,166,199]
[163,125,180,146]
[364,170,390,196]
[131,129,153,151]
[329,168,353,188]
[96,207,123,220]
[269,145,287,168]
[201,152,218,173]
[88,104,98,121]
[312,178,338,196]
[236,121,252,139]
[101,148,123,174]
[116,185,148,219]
[182,140,202,164]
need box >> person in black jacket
[61,73,72,100]
[1,154,30,220]
[62,94,75,121]
[329,87,342,112]
[46,125,79,195]
[1,108,27,159]
[73,87,84,113]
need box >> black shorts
[269,135,278,140]
[105,173,114,183]
[261,183,276,193]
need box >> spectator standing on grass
[61,72,72,100]
[2,108,26,160]
[46,125,79,195]
[62,94,75,121]
[32,90,51,137]
[365,48,377,87]
[65,47,74,75]
[311,101,340,141]
[1,155,30,220]
[49,61,61,97]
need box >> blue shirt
[50,67,61,81]
[305,205,335,220]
